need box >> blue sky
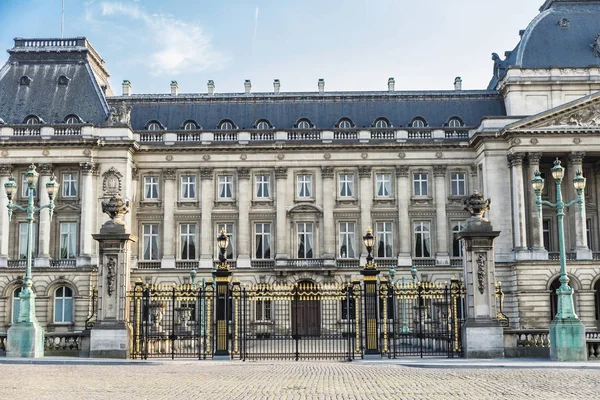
[0,0,541,94]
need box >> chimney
[273,79,280,93]
[122,80,131,96]
[318,78,325,93]
[388,77,395,91]
[454,77,462,91]
[207,80,215,95]
[244,79,252,94]
[170,80,178,96]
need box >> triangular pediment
[505,91,600,132]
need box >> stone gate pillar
[456,192,504,358]
[91,196,137,358]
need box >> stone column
[456,192,503,358]
[396,166,411,267]
[527,153,547,259]
[161,168,176,269]
[35,164,53,267]
[200,167,214,269]
[358,166,372,264]
[507,153,528,260]
[0,164,13,267]
[91,196,137,358]
[78,163,99,267]
[568,152,592,260]
[275,167,288,263]
[434,165,449,266]
[321,166,335,266]
[237,167,251,268]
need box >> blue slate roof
[109,91,506,130]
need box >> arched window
[411,118,427,128]
[374,118,390,128]
[255,120,271,130]
[219,120,235,130]
[448,117,463,128]
[183,121,198,130]
[54,286,73,323]
[12,287,21,323]
[549,278,561,320]
[58,75,70,86]
[24,115,40,125]
[296,119,312,129]
[19,76,32,86]
[65,115,80,124]
[146,121,162,131]
[337,118,353,129]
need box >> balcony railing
[370,130,395,140]
[548,252,576,261]
[413,258,435,267]
[593,252,600,261]
[250,131,275,141]
[287,131,321,141]
[251,260,275,268]
[444,129,469,139]
[49,259,76,268]
[139,132,164,142]
[54,125,82,136]
[407,130,432,139]
[176,132,201,142]
[450,258,463,267]
[13,125,41,136]
[336,259,360,268]
[6,259,26,268]
[44,332,89,357]
[333,131,358,140]
[175,260,199,269]
[284,258,325,268]
[214,132,238,141]
[374,258,397,268]
[137,261,161,269]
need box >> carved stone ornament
[274,167,288,179]
[0,164,13,176]
[237,167,250,180]
[102,195,130,225]
[38,163,53,176]
[108,103,131,126]
[102,167,123,195]
[200,167,214,180]
[106,257,116,297]
[433,165,447,177]
[591,33,600,58]
[163,168,176,180]
[463,191,491,221]
[395,165,409,177]
[548,104,600,127]
[80,162,99,176]
[476,252,486,295]
[358,166,372,179]
[321,166,334,179]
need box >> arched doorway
[292,281,321,337]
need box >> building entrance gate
[128,278,465,360]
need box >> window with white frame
[59,222,77,259]
[450,172,466,196]
[376,222,394,258]
[256,297,272,321]
[18,222,37,259]
[339,222,356,259]
[413,173,428,196]
[220,121,234,130]
[147,122,161,131]
[376,173,392,197]
[255,174,270,199]
[217,223,235,259]
[62,173,77,197]
[411,119,425,128]
[142,224,159,260]
[297,174,313,198]
[339,119,352,129]
[339,173,354,198]
[452,221,466,257]
[218,175,233,199]
[374,119,389,128]
[256,121,270,130]
[144,176,159,200]
[255,223,272,259]
[180,175,197,199]
[297,222,314,259]
[54,286,73,323]
[413,221,431,258]
[297,120,311,129]
[21,172,37,198]
[180,224,197,260]
[448,118,462,128]
[12,287,21,323]
[184,121,198,130]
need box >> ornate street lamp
[531,158,587,361]
[216,228,230,270]
[362,227,375,269]
[5,164,59,357]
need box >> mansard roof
[107,91,506,131]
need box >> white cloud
[97,2,227,75]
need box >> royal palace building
[1,0,600,342]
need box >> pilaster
[508,153,528,260]
[0,164,13,266]
[79,162,99,267]
[275,167,288,262]
[527,153,547,260]
[433,165,449,266]
[321,166,335,264]
[237,167,251,268]
[358,166,372,265]
[200,167,214,269]
[568,152,591,260]
[36,163,53,267]
[161,168,176,269]
[395,166,411,266]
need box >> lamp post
[531,158,587,361]
[213,227,232,357]
[5,164,59,357]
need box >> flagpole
[61,0,64,38]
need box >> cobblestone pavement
[1,361,599,399]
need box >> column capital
[200,167,214,180]
[358,166,372,179]
[433,164,447,177]
[395,165,409,177]
[321,166,334,179]
[568,151,586,166]
[470,163,479,177]
[527,152,543,165]
[131,167,139,181]
[163,168,176,180]
[38,163,54,176]
[237,167,250,180]
[274,167,288,180]
[0,164,13,176]
[80,162,99,176]
[507,153,526,167]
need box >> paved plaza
[1,359,600,399]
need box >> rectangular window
[450,172,466,196]
[543,219,551,251]
[413,173,428,196]
[218,175,233,199]
[452,221,466,257]
[339,174,354,197]
[587,219,593,251]
[413,221,431,258]
[180,175,197,199]
[297,222,314,259]
[144,176,159,199]
[255,223,271,259]
[142,224,159,260]
[255,175,270,199]
[59,222,77,259]
[339,222,356,259]
[18,222,37,259]
[217,223,235,259]
[376,221,394,258]
[62,173,77,197]
[180,224,197,260]
[376,173,392,197]
[297,174,313,198]
[256,298,272,321]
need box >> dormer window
[296,118,312,129]
[337,118,353,129]
[24,115,40,125]
[255,120,271,130]
[183,120,199,130]
[447,117,463,128]
[65,115,81,124]
[219,120,235,130]
[19,76,32,86]
[410,118,427,128]
[374,118,390,128]
[58,75,70,86]
[146,121,162,131]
